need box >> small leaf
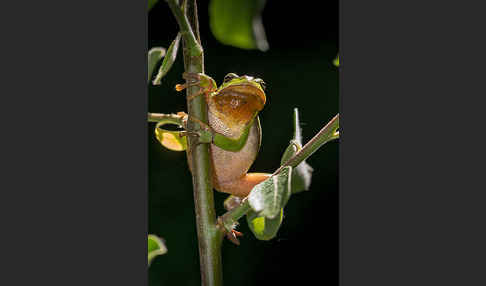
[247,166,292,219]
[209,0,269,51]
[280,140,301,164]
[153,33,181,85]
[148,234,167,266]
[148,0,158,11]
[246,208,283,241]
[281,109,314,193]
[155,126,187,151]
[333,54,340,67]
[148,47,166,83]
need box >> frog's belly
[208,112,260,185]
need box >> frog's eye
[223,73,238,83]
[255,78,266,90]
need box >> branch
[274,113,339,175]
[218,114,340,230]
[167,1,223,285]
[218,199,251,232]
[147,112,184,124]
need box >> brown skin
[208,76,271,197]
[184,74,271,197]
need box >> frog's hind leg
[214,173,271,198]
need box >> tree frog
[174,72,271,198]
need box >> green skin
[187,73,270,198]
[154,73,269,197]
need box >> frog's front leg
[175,72,217,101]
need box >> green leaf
[148,0,158,11]
[155,121,187,151]
[281,109,314,194]
[153,33,181,85]
[148,234,167,266]
[209,0,269,51]
[148,47,166,83]
[333,54,340,67]
[246,208,283,241]
[247,166,292,219]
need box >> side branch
[218,114,340,228]
[275,113,339,175]
[148,112,184,124]
[218,199,251,232]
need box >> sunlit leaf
[153,33,181,85]
[155,126,187,151]
[148,0,158,11]
[333,54,340,67]
[247,166,292,219]
[209,0,269,51]
[246,208,283,241]
[148,234,167,266]
[281,109,314,193]
[148,47,166,83]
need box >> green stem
[147,112,183,124]
[167,1,223,285]
[166,0,202,57]
[274,113,339,175]
[218,114,340,224]
[219,199,251,232]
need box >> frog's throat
[210,84,266,128]
[218,83,266,107]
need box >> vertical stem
[167,1,223,285]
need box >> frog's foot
[175,72,217,101]
[225,229,243,246]
[217,217,244,245]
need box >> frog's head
[210,73,267,126]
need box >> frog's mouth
[213,84,266,125]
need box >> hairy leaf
[153,33,181,85]
[209,0,269,51]
[148,47,166,83]
[281,109,314,193]
[247,166,292,219]
[148,234,167,266]
[246,208,283,241]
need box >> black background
[148,0,339,285]
[3,0,486,285]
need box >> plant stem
[147,112,183,124]
[218,114,340,224]
[219,199,251,232]
[274,113,339,175]
[167,1,223,285]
